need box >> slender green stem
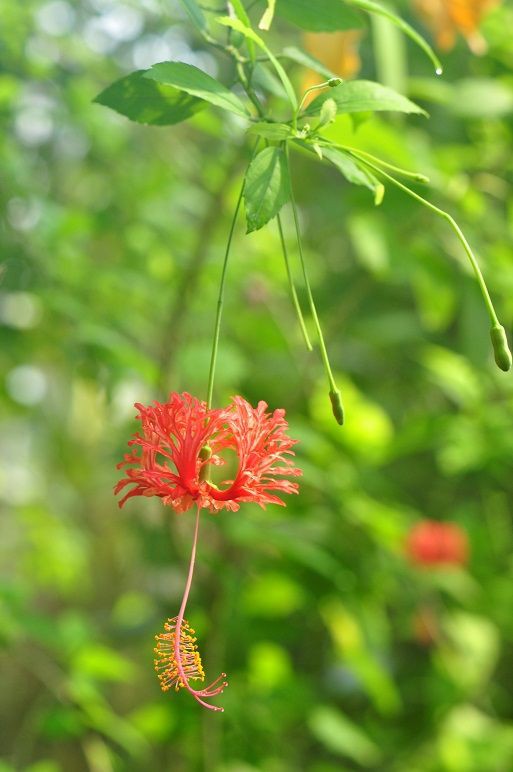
[236,74,312,354]
[296,80,333,117]
[292,80,338,132]
[328,144,429,183]
[344,147,501,327]
[285,145,338,392]
[206,180,245,410]
[235,60,261,116]
[277,212,313,351]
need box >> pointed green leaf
[281,46,338,80]
[252,64,288,100]
[93,70,204,125]
[259,0,277,30]
[312,143,323,160]
[304,80,427,117]
[345,0,443,74]
[247,122,292,141]
[318,98,337,129]
[229,0,256,61]
[275,0,364,31]
[144,62,249,118]
[216,16,298,110]
[321,146,384,204]
[244,146,290,233]
[309,706,382,766]
[229,0,252,26]
[179,0,207,32]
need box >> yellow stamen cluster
[154,617,205,692]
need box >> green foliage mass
[1,0,513,770]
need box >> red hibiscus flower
[115,392,301,513]
[406,520,469,568]
[115,392,301,711]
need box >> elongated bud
[329,389,344,426]
[490,325,512,372]
[328,78,343,88]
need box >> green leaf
[229,0,252,26]
[144,62,249,118]
[318,98,337,129]
[244,146,290,233]
[312,143,323,160]
[321,145,384,204]
[259,0,277,30]
[308,706,382,766]
[179,0,207,32]
[229,0,256,61]
[281,46,338,80]
[304,80,427,117]
[93,71,204,126]
[450,78,513,119]
[407,77,513,118]
[252,64,288,100]
[345,0,443,74]
[216,16,298,111]
[247,122,292,141]
[275,0,364,31]
[72,644,136,683]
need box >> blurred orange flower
[302,30,363,99]
[413,0,500,53]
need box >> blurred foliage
[1,0,513,770]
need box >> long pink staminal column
[168,506,227,712]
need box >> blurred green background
[2,1,513,770]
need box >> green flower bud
[328,78,343,88]
[329,389,344,426]
[490,325,512,372]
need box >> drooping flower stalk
[206,179,245,412]
[205,139,260,411]
[341,146,512,371]
[277,211,313,352]
[154,506,227,712]
[284,144,345,424]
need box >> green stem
[236,73,312,355]
[285,144,343,422]
[293,80,337,132]
[277,212,313,351]
[344,147,500,327]
[297,81,332,117]
[235,58,265,118]
[330,145,429,183]
[206,180,245,410]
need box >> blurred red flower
[115,392,301,513]
[406,520,469,567]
